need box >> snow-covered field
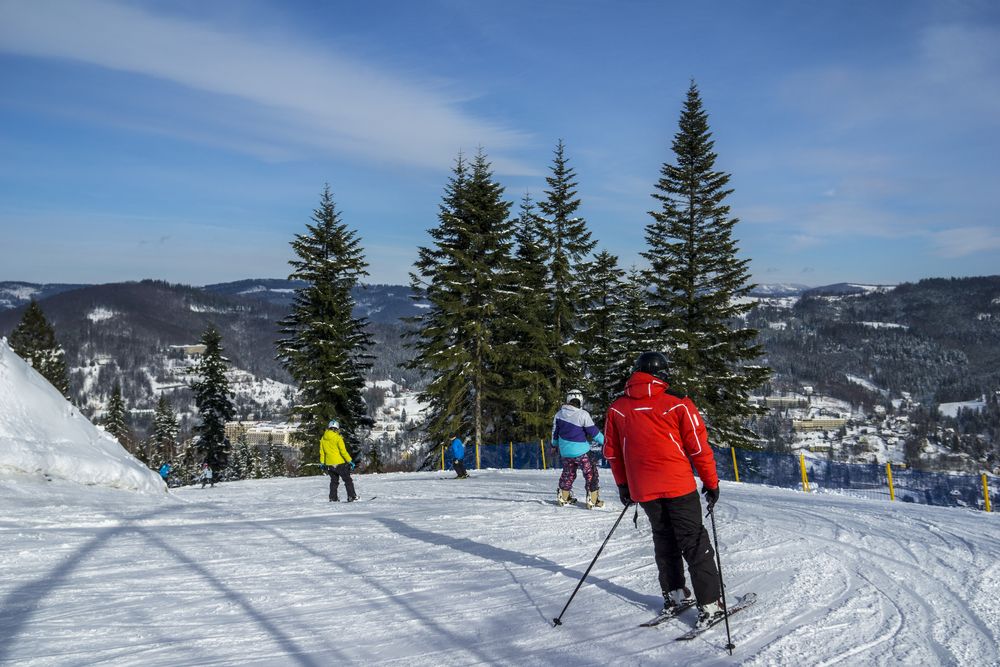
[1,470,997,666]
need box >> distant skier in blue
[552,389,605,508]
[450,436,470,479]
[159,461,172,485]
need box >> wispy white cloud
[742,198,918,240]
[0,0,533,171]
[779,23,1000,128]
[928,226,1000,259]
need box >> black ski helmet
[632,351,670,381]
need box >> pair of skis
[639,592,757,641]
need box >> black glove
[702,485,719,511]
[618,484,632,506]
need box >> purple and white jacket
[551,404,605,458]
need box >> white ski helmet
[328,419,340,430]
[566,389,583,406]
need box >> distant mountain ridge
[5,278,822,311]
[748,283,812,297]
[801,282,894,297]
[0,279,423,427]
[0,281,88,310]
[753,275,1000,405]
[3,276,998,431]
[1,279,427,323]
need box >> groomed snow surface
[1,470,997,666]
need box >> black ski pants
[640,491,720,605]
[453,459,468,478]
[327,464,357,501]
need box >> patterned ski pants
[558,453,599,492]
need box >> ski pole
[707,506,735,654]
[552,502,630,627]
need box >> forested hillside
[3,276,998,466]
[752,276,1000,406]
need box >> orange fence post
[440,445,444,471]
[799,453,811,492]
[731,446,740,483]
[886,462,895,501]
[540,440,547,470]
[984,474,992,513]
[509,442,514,469]
[476,441,481,470]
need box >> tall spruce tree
[277,185,373,467]
[191,326,235,470]
[493,193,560,442]
[265,436,286,477]
[407,150,514,452]
[230,427,262,479]
[611,267,657,394]
[149,394,179,467]
[577,250,626,425]
[642,82,770,449]
[9,300,69,396]
[368,442,384,474]
[537,140,596,397]
[104,381,130,446]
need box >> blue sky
[1,0,998,287]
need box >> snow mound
[0,338,165,494]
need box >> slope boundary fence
[437,441,997,513]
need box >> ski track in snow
[1,471,997,666]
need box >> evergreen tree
[265,433,286,477]
[277,185,374,468]
[230,426,251,479]
[577,250,626,425]
[249,442,263,479]
[148,394,179,468]
[407,150,514,451]
[191,326,235,471]
[407,155,472,456]
[175,437,202,485]
[368,441,385,474]
[612,266,658,378]
[496,193,559,442]
[537,140,596,397]
[641,82,770,448]
[230,427,262,479]
[609,267,656,398]
[104,381,131,447]
[8,300,69,396]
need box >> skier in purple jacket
[551,390,605,508]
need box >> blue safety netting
[716,446,996,511]
[448,442,997,512]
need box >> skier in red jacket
[603,351,724,628]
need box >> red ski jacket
[603,372,719,502]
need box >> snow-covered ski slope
[1,470,997,666]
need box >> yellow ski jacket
[319,429,352,466]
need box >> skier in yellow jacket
[319,420,357,502]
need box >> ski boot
[695,599,726,629]
[662,587,693,614]
[557,489,577,506]
[586,490,605,509]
